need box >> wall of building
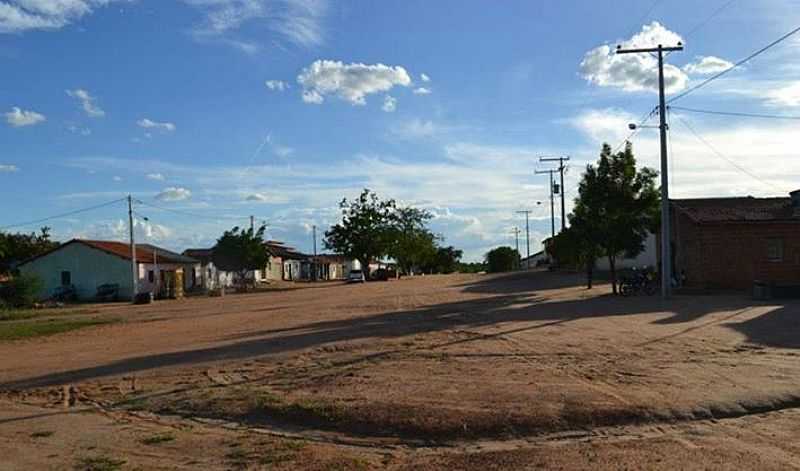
[19,243,133,300]
[673,215,800,289]
[594,232,658,272]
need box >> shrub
[0,274,43,308]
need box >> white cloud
[382,95,397,112]
[146,173,165,181]
[390,119,438,139]
[4,106,45,127]
[413,87,432,95]
[0,164,19,172]
[580,22,687,94]
[156,186,192,202]
[246,193,276,203]
[0,0,125,34]
[137,118,176,132]
[763,82,800,107]
[568,108,638,144]
[112,176,122,182]
[297,60,412,105]
[66,88,104,117]
[683,55,734,75]
[420,73,430,82]
[183,0,327,51]
[265,79,288,91]
[67,124,91,135]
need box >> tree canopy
[485,246,519,273]
[212,225,269,284]
[0,227,59,275]
[556,142,659,292]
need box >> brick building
[671,191,800,290]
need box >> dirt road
[2,271,800,469]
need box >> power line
[684,0,738,38]
[669,105,800,120]
[674,114,787,193]
[627,0,665,38]
[669,24,800,104]
[612,106,658,153]
[135,200,254,224]
[0,198,126,231]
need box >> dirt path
[2,271,800,468]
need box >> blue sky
[2,0,800,261]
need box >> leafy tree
[212,225,269,287]
[456,262,487,273]
[0,227,59,275]
[324,189,397,280]
[572,142,659,293]
[0,273,43,307]
[389,206,437,275]
[547,214,601,288]
[428,246,463,274]
[485,246,519,273]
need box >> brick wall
[672,212,800,289]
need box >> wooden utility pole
[127,195,137,302]
[540,156,570,232]
[617,42,683,299]
[535,169,557,239]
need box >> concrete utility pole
[617,42,683,299]
[540,156,570,232]
[250,215,255,232]
[516,211,532,263]
[127,195,137,302]
[512,226,521,255]
[312,225,317,256]
[536,169,557,239]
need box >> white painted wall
[19,243,133,300]
[595,232,658,271]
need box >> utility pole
[540,156,570,232]
[516,210,532,267]
[312,225,317,256]
[535,169,557,239]
[512,226,521,255]
[250,215,255,232]
[617,42,683,299]
[127,195,137,302]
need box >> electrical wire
[674,114,787,193]
[669,105,800,120]
[0,198,126,231]
[612,106,658,154]
[684,0,738,39]
[668,24,800,104]
[135,199,255,224]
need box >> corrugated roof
[264,242,308,260]
[672,197,797,223]
[182,248,213,264]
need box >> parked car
[347,269,366,283]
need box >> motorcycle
[619,268,657,296]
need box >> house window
[767,238,784,262]
[148,270,154,283]
[60,271,71,286]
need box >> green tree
[573,142,659,293]
[485,246,519,273]
[212,225,269,287]
[0,227,59,275]
[547,215,601,289]
[428,246,463,274]
[389,206,437,275]
[324,189,397,280]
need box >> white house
[18,239,199,301]
[595,232,658,271]
[182,248,235,290]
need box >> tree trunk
[586,258,594,289]
[608,254,617,294]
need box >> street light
[628,123,660,130]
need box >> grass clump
[139,432,176,445]
[30,430,54,438]
[0,317,116,341]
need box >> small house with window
[17,239,199,301]
[670,191,800,290]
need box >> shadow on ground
[1,271,796,390]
